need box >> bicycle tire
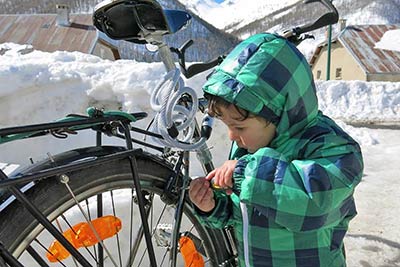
[0,146,234,266]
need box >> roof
[311,24,400,75]
[0,14,109,54]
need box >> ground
[345,128,400,267]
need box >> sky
[0,30,400,266]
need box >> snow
[375,29,400,52]
[316,80,400,124]
[1,41,400,266]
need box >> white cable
[150,69,180,112]
[149,68,207,151]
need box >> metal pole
[158,43,177,72]
[326,24,332,80]
[169,151,190,267]
[122,123,157,267]
[0,242,24,267]
[326,0,333,80]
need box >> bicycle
[0,0,338,266]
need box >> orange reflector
[179,235,205,267]
[47,215,122,262]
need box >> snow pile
[317,80,400,124]
[0,43,166,126]
[375,29,400,52]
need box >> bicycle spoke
[138,202,169,265]
[85,199,99,264]
[33,239,68,267]
[26,245,50,267]
[134,192,155,266]
[97,193,104,267]
[188,224,207,257]
[59,214,98,265]
[129,188,134,266]
[62,181,119,267]
[54,217,79,267]
[110,191,123,267]
[160,248,168,266]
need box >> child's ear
[255,116,271,127]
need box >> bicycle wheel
[0,146,234,266]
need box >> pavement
[345,128,400,267]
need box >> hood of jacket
[203,33,319,148]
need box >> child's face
[218,104,276,153]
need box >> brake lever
[282,0,338,39]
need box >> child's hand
[189,177,215,213]
[206,160,238,195]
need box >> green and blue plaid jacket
[196,33,364,267]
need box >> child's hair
[204,93,250,121]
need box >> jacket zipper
[240,202,250,267]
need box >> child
[189,33,363,267]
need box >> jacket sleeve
[194,143,245,229]
[194,190,236,229]
[232,137,363,232]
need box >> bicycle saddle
[93,0,191,44]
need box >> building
[0,5,120,60]
[310,23,400,82]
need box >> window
[335,68,342,80]
[316,70,322,80]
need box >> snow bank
[316,80,400,124]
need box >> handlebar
[282,0,338,39]
[183,56,225,79]
[170,41,225,79]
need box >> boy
[189,33,363,266]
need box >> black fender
[0,146,175,211]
